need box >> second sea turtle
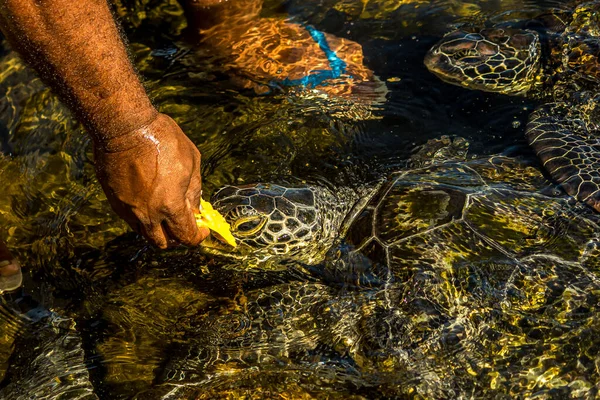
[424,1,600,212]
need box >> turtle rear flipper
[526,101,600,210]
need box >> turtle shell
[343,155,600,283]
[552,2,600,86]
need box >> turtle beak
[199,233,246,258]
[423,50,441,71]
[424,49,456,80]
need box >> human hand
[94,113,210,248]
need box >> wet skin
[0,0,221,288]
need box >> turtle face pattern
[211,183,323,257]
[425,28,541,95]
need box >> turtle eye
[233,215,267,237]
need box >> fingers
[135,209,209,249]
[138,221,169,249]
[123,173,205,249]
[169,146,206,246]
[186,153,202,213]
[126,213,180,249]
[164,202,210,247]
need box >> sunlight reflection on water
[0,0,599,398]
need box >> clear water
[1,0,599,398]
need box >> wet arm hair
[0,0,157,145]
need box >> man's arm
[0,0,155,140]
[0,0,209,248]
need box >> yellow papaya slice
[195,198,237,247]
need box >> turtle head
[202,183,336,262]
[425,27,541,95]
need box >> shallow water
[1,0,599,398]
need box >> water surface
[0,0,598,398]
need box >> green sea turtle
[142,142,600,397]
[424,1,600,212]
[202,137,596,272]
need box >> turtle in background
[424,1,600,212]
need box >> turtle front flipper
[526,101,600,210]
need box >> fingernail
[0,260,9,267]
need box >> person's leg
[179,0,385,101]
[0,241,22,293]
